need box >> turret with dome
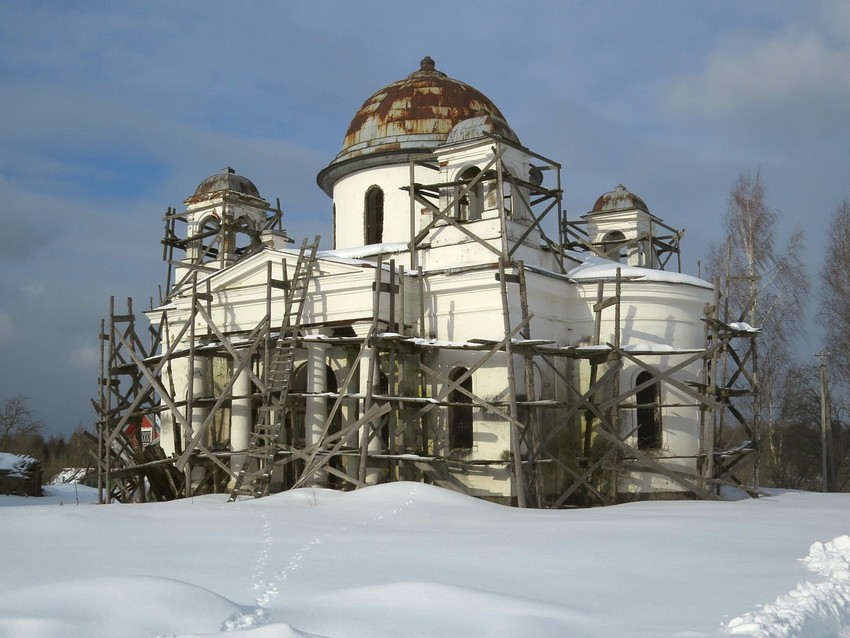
[581,184,678,268]
[170,167,288,289]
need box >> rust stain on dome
[591,184,650,214]
[184,167,263,205]
[337,57,516,162]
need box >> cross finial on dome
[409,56,445,79]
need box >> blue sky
[1,1,848,438]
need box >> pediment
[198,245,385,295]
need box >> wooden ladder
[228,237,320,501]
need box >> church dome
[318,57,516,194]
[187,167,261,203]
[590,184,650,214]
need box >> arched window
[635,371,662,450]
[365,186,384,245]
[196,216,221,262]
[456,167,483,221]
[449,367,473,450]
[601,230,627,262]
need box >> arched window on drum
[364,186,384,245]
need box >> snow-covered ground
[2,483,850,637]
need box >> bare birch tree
[820,199,850,388]
[708,171,808,487]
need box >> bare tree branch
[0,396,44,449]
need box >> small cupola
[182,167,270,268]
[584,185,660,268]
[188,166,262,202]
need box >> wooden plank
[292,403,390,489]
[594,427,714,499]
[412,460,473,495]
[419,362,525,431]
[600,341,726,412]
[551,453,612,507]
[407,316,531,425]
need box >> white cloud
[665,27,850,144]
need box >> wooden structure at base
[95,141,761,507]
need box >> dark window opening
[365,186,384,245]
[601,230,627,262]
[449,368,473,449]
[456,167,483,221]
[197,217,221,262]
[635,371,662,450]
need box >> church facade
[105,57,731,506]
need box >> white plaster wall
[418,218,547,270]
[570,280,710,350]
[157,353,194,458]
[332,165,436,249]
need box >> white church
[103,57,735,506]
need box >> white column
[306,342,329,485]
[189,356,209,447]
[159,359,182,456]
[230,364,252,478]
[186,356,210,486]
[359,347,384,485]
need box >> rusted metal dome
[590,184,650,214]
[187,167,261,204]
[336,56,516,161]
[336,57,516,162]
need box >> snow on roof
[0,452,38,478]
[728,321,762,333]
[564,251,712,289]
[319,242,410,262]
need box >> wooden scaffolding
[95,137,760,506]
